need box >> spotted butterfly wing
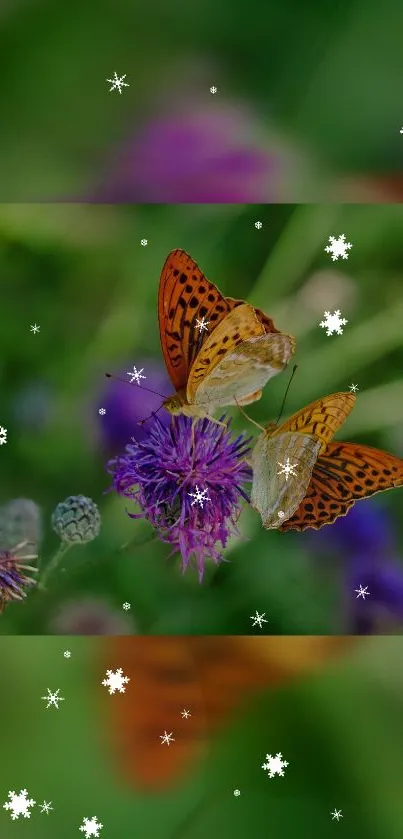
[280,441,403,532]
[158,249,244,392]
[103,636,351,791]
[251,393,356,529]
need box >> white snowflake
[400,127,403,134]
[277,457,298,481]
[3,789,36,819]
[63,650,71,658]
[324,233,352,261]
[160,730,175,745]
[98,408,106,415]
[349,383,359,393]
[195,316,210,333]
[210,86,218,94]
[181,709,191,719]
[355,584,370,600]
[79,816,103,838]
[188,485,210,508]
[254,221,263,229]
[140,239,148,246]
[30,323,40,334]
[126,365,146,385]
[39,800,53,814]
[331,809,343,821]
[0,425,7,445]
[107,72,129,94]
[101,668,130,695]
[250,610,267,629]
[262,752,289,778]
[233,789,241,797]
[122,602,131,610]
[42,688,65,709]
[277,511,285,519]
[319,309,348,337]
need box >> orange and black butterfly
[158,249,295,421]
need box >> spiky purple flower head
[0,541,38,612]
[107,414,252,581]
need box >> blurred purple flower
[306,502,403,633]
[50,597,133,634]
[107,414,251,581]
[98,360,171,453]
[89,103,283,203]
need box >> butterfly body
[251,391,403,531]
[159,250,295,420]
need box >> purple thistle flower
[0,541,38,612]
[107,414,251,581]
[89,103,283,203]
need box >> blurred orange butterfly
[103,636,351,791]
[158,249,296,420]
[251,391,403,531]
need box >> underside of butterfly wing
[251,431,321,528]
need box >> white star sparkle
[277,457,298,481]
[42,688,65,709]
[188,485,210,508]
[355,585,370,600]
[126,365,146,385]
[250,610,268,629]
[160,730,175,745]
[30,323,40,334]
[39,801,53,814]
[107,72,129,94]
[331,809,343,821]
[195,316,210,333]
[349,383,359,393]
[181,709,191,719]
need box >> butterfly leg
[233,397,265,432]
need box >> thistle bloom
[51,495,101,544]
[0,541,38,612]
[107,415,251,581]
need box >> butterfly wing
[280,441,403,532]
[187,303,295,407]
[158,249,243,390]
[273,392,356,453]
[251,431,321,528]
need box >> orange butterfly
[158,249,296,420]
[103,636,351,791]
[251,392,403,532]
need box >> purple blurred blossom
[97,360,171,454]
[89,103,284,203]
[107,414,251,581]
[305,502,403,633]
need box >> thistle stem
[38,543,72,590]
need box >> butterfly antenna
[105,372,168,400]
[137,405,165,426]
[274,364,298,427]
[233,397,265,432]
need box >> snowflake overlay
[107,72,129,94]
[262,752,289,778]
[102,668,130,695]
[277,457,298,481]
[254,221,263,229]
[0,425,7,445]
[160,730,175,745]
[195,316,210,333]
[79,816,103,838]
[122,602,131,610]
[30,323,40,334]
[331,809,343,821]
[355,585,370,600]
[250,610,267,629]
[126,365,146,385]
[210,86,218,94]
[188,485,210,508]
[39,801,53,814]
[319,310,348,337]
[3,789,36,819]
[324,234,352,261]
[42,688,65,709]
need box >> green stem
[38,543,72,591]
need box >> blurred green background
[1,0,403,199]
[1,202,403,634]
[0,636,402,839]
